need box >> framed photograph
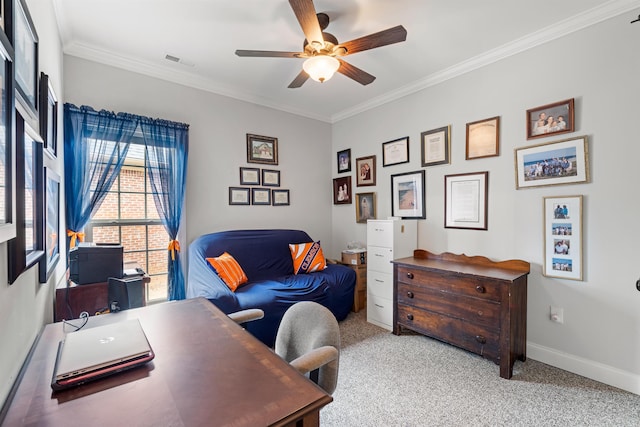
[39,73,58,158]
[527,98,575,140]
[247,133,278,165]
[14,0,39,115]
[261,169,280,187]
[0,35,16,244]
[421,125,451,167]
[252,188,271,205]
[333,176,352,205]
[466,116,500,160]
[445,171,488,230]
[391,170,425,219]
[272,189,290,206]
[355,192,376,223]
[515,135,589,189]
[337,148,351,173]
[239,167,260,185]
[39,168,60,283]
[543,195,583,280]
[229,187,250,205]
[8,115,45,284]
[382,137,409,167]
[356,155,376,186]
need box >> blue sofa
[187,229,356,347]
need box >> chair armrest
[289,346,338,375]
[228,309,264,324]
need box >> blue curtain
[64,104,137,248]
[139,118,189,301]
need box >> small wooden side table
[340,262,367,312]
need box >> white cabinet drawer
[367,270,393,299]
[367,294,393,330]
[367,246,394,273]
[367,221,393,247]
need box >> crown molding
[330,0,640,122]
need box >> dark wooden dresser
[392,250,530,379]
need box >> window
[85,139,168,302]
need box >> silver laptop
[51,318,155,391]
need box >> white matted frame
[543,195,583,280]
[391,170,425,219]
[445,171,488,230]
[515,135,589,189]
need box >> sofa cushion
[206,252,248,291]
[289,241,327,274]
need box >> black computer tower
[108,277,145,311]
[69,243,123,285]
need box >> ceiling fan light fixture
[303,55,340,83]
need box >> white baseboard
[527,342,640,395]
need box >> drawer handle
[406,291,414,299]
[475,335,486,344]
[406,313,414,321]
[475,285,486,294]
[406,272,414,279]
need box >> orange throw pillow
[206,252,248,292]
[289,241,327,274]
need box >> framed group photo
[382,137,409,167]
[527,98,575,140]
[421,125,451,167]
[333,176,352,205]
[543,195,583,280]
[391,170,425,219]
[515,135,589,189]
[444,171,488,230]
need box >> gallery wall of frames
[1,0,60,284]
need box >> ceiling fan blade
[288,70,309,88]
[235,49,304,58]
[337,59,376,86]
[288,0,324,48]
[337,25,407,55]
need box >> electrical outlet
[550,306,564,324]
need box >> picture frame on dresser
[390,170,425,219]
[514,135,589,189]
[543,195,583,281]
[14,0,39,115]
[444,171,488,230]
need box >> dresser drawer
[367,221,394,247]
[397,282,500,329]
[367,270,392,299]
[367,294,393,329]
[397,305,500,360]
[396,266,502,302]
[368,246,394,272]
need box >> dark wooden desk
[2,298,332,426]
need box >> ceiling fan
[235,0,407,88]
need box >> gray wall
[331,12,640,393]
[0,0,66,407]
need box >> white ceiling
[52,0,637,123]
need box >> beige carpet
[320,310,640,426]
